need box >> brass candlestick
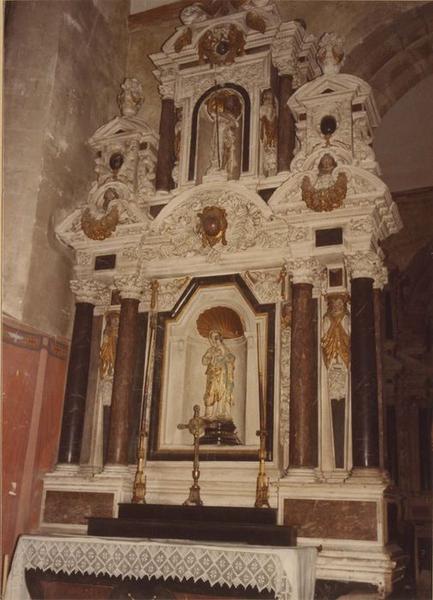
[254,323,270,508]
[132,281,158,504]
[255,428,270,508]
[178,405,208,506]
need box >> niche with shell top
[148,275,275,461]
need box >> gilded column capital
[287,257,322,286]
[70,279,110,305]
[345,251,387,288]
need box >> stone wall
[4,0,130,338]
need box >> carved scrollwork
[198,24,245,66]
[279,317,291,445]
[141,190,281,263]
[70,279,110,305]
[244,269,282,304]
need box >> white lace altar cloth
[5,535,317,599]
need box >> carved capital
[114,273,144,300]
[287,257,322,285]
[272,54,297,77]
[156,67,178,100]
[70,279,110,305]
[345,251,387,288]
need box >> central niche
[189,85,250,184]
[149,277,274,460]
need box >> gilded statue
[202,330,235,420]
[321,294,350,369]
[99,312,120,379]
[321,294,350,403]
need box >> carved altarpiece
[48,5,406,596]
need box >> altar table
[5,534,317,600]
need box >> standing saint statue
[259,89,278,177]
[321,293,350,468]
[99,311,120,380]
[205,90,242,180]
[202,330,235,420]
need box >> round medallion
[203,214,221,236]
[216,40,230,56]
[109,152,124,171]
[320,115,337,136]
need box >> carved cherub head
[318,153,337,176]
[326,293,350,317]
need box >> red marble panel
[2,336,40,557]
[43,491,115,525]
[283,498,378,540]
[2,317,70,563]
[29,352,68,530]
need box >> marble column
[58,280,108,464]
[277,74,296,173]
[155,97,176,192]
[289,266,318,468]
[351,277,379,468]
[106,294,140,466]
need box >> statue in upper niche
[118,78,144,117]
[205,89,242,179]
[260,89,278,176]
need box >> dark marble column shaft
[373,288,385,469]
[351,277,379,468]
[155,97,175,192]
[106,297,139,465]
[277,74,295,173]
[289,283,318,467]
[58,302,94,464]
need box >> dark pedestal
[88,503,296,547]
[200,419,241,445]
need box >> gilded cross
[177,405,208,506]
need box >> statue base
[200,419,241,446]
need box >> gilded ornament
[301,154,347,212]
[198,24,245,66]
[196,206,228,247]
[81,205,119,240]
[99,311,120,379]
[321,293,350,369]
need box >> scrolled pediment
[140,183,285,263]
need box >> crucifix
[177,405,208,506]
